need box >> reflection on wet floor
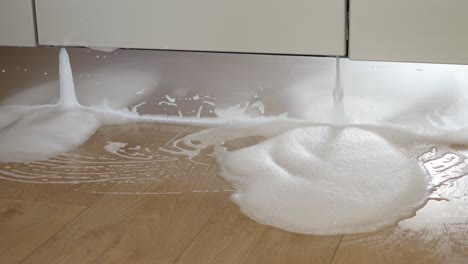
[0,123,233,195]
[1,47,468,263]
[0,122,467,263]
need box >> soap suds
[216,127,429,234]
[1,48,468,236]
[0,49,133,162]
[136,88,145,95]
[165,95,176,103]
[0,105,101,162]
[251,101,265,114]
[161,124,468,235]
[0,49,233,162]
[131,101,146,113]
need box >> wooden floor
[0,123,467,264]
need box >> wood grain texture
[175,203,343,264]
[0,123,467,264]
[0,199,86,264]
[0,180,104,206]
[0,123,188,206]
[331,197,468,264]
[19,124,233,264]
[20,192,229,264]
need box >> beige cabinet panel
[0,0,37,46]
[349,0,468,64]
[35,0,346,56]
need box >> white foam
[0,105,101,162]
[215,126,429,234]
[131,101,146,113]
[0,49,236,162]
[158,101,177,107]
[0,49,135,162]
[165,95,176,103]
[162,120,468,235]
[136,88,145,95]
[251,101,265,114]
[1,48,468,236]
[58,48,79,108]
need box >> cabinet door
[35,0,347,56]
[0,0,37,46]
[349,0,468,64]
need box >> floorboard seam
[329,235,344,264]
[16,194,104,264]
[0,195,88,207]
[165,126,190,146]
[171,197,231,264]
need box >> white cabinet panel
[35,0,346,56]
[349,0,468,64]
[0,0,37,46]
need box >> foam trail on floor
[1,49,468,235]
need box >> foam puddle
[1,49,468,235]
[221,127,429,234]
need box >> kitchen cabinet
[35,0,347,56]
[4,1,468,64]
[0,0,37,46]
[349,0,468,64]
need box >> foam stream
[0,49,468,235]
[332,56,345,124]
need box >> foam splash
[1,48,468,236]
[0,49,124,162]
[0,49,255,162]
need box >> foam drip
[332,56,345,124]
[58,48,79,108]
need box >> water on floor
[0,47,467,263]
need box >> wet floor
[0,123,466,264]
[1,47,468,263]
